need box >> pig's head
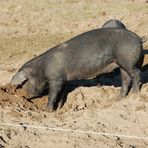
[11,68,47,99]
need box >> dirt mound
[59,86,119,113]
[0,83,148,113]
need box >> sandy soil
[0,0,148,147]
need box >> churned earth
[0,0,148,147]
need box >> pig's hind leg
[120,65,141,96]
[120,68,131,97]
[116,48,142,97]
[129,67,141,93]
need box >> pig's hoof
[45,105,55,112]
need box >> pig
[102,19,126,29]
[11,28,144,111]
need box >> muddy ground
[0,0,148,147]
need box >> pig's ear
[11,71,28,86]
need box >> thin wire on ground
[0,122,148,140]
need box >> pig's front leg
[58,84,68,109]
[46,78,64,112]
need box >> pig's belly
[66,62,118,81]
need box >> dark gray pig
[11,28,144,111]
[102,19,126,29]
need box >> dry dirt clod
[135,104,146,111]
[0,136,6,144]
[0,84,28,98]
[0,144,5,148]
[0,84,16,94]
